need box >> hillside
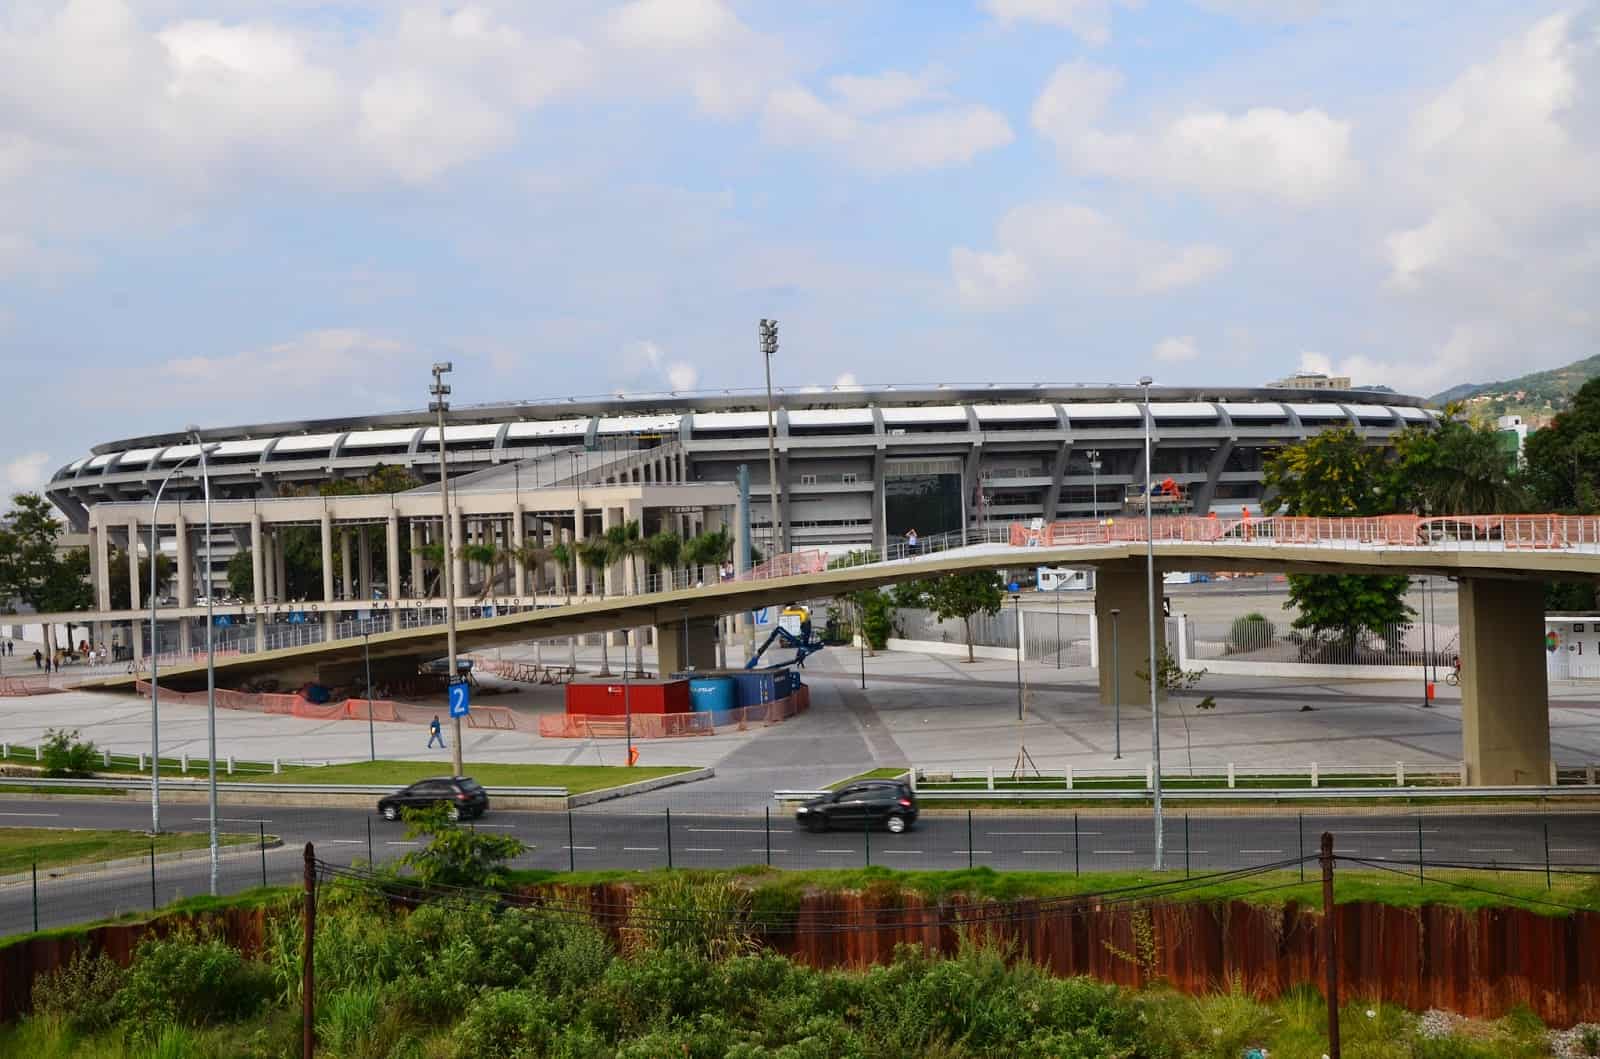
[1427,353,1600,418]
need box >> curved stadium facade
[49,383,1431,556]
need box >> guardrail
[772,785,1600,803]
[0,776,569,797]
[914,762,1475,789]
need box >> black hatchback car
[794,780,918,833]
[377,776,489,821]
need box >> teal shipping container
[688,676,737,713]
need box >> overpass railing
[1009,514,1600,551]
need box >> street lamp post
[1138,377,1163,871]
[858,598,867,690]
[429,363,465,776]
[1054,578,1061,669]
[147,450,204,835]
[760,319,781,557]
[1111,607,1122,759]
[1012,588,1024,721]
[186,427,220,896]
[1088,450,1102,523]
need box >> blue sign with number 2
[448,682,470,718]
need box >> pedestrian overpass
[70,514,1600,787]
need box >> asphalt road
[2,797,1596,937]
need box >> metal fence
[3,800,1598,939]
[1187,616,1461,667]
[893,606,1093,665]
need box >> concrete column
[262,528,276,603]
[601,506,618,596]
[91,524,111,611]
[251,516,266,605]
[386,514,400,602]
[175,514,193,608]
[358,526,373,600]
[657,616,719,673]
[341,530,353,600]
[512,504,527,597]
[1459,578,1551,785]
[572,503,586,596]
[1094,561,1155,706]
[319,513,334,604]
[126,518,142,612]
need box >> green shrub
[114,929,274,1035]
[451,990,559,1058]
[1228,613,1275,652]
[316,983,384,1057]
[625,875,756,961]
[400,804,526,889]
[30,949,124,1033]
[39,727,98,777]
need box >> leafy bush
[114,929,274,1036]
[1228,613,1276,652]
[625,874,756,961]
[31,949,124,1032]
[451,989,559,1058]
[39,727,97,778]
[399,803,526,889]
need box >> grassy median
[0,827,258,875]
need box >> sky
[2,0,1598,493]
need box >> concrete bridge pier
[1094,560,1157,707]
[1459,578,1552,785]
[656,616,719,674]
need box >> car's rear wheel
[381,805,399,821]
[885,814,908,834]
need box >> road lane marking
[819,849,854,854]
[325,840,364,845]
[987,831,1099,837]
[1240,849,1283,855]
[953,850,992,855]
[1021,850,1063,855]
[878,850,922,855]
[1339,829,1439,835]
[385,841,420,846]
[622,847,659,852]
[750,848,790,854]
[1094,850,1135,855]
[193,817,271,824]
[0,812,59,818]
[1551,848,1591,853]
[686,828,767,833]
[1468,848,1515,853]
[1391,848,1435,853]
[683,847,722,853]
[561,846,597,851]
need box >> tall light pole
[1110,607,1122,759]
[1011,587,1024,721]
[430,363,465,776]
[186,427,220,895]
[364,629,376,762]
[1088,450,1102,523]
[760,319,781,557]
[1138,377,1163,870]
[147,450,204,835]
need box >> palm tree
[460,542,500,600]
[576,536,615,674]
[685,528,733,583]
[415,542,446,597]
[512,542,554,602]
[550,541,574,601]
[646,531,683,590]
[606,520,651,672]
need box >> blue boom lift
[746,606,827,669]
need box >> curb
[0,835,284,888]
[570,767,716,806]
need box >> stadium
[48,382,1430,565]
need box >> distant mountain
[1428,353,1600,411]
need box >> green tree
[549,541,574,599]
[899,570,1006,663]
[1383,406,1526,514]
[398,803,526,889]
[1262,427,1413,650]
[645,531,683,588]
[0,493,91,652]
[1525,377,1600,513]
[108,548,173,610]
[226,550,254,601]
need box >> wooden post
[1321,832,1341,1059]
[303,841,316,1058]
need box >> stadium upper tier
[48,383,1431,549]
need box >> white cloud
[159,329,408,400]
[1153,336,1200,362]
[833,372,861,389]
[617,340,699,392]
[763,74,1012,172]
[1376,10,1600,386]
[1191,0,1323,20]
[607,0,740,49]
[4,451,50,493]
[1032,62,1359,204]
[951,202,1231,309]
[604,0,789,117]
[982,0,1134,45]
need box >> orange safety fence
[538,684,810,739]
[132,681,525,731]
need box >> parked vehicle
[377,776,489,821]
[794,780,917,833]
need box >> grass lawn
[0,827,259,875]
[828,767,911,790]
[241,760,695,794]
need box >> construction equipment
[746,606,826,669]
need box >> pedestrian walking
[33,649,42,670]
[427,715,445,749]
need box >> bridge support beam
[1459,578,1551,785]
[1095,561,1155,707]
[656,616,719,674]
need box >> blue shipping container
[732,668,797,708]
[688,677,737,713]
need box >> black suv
[377,776,489,821]
[794,780,918,833]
